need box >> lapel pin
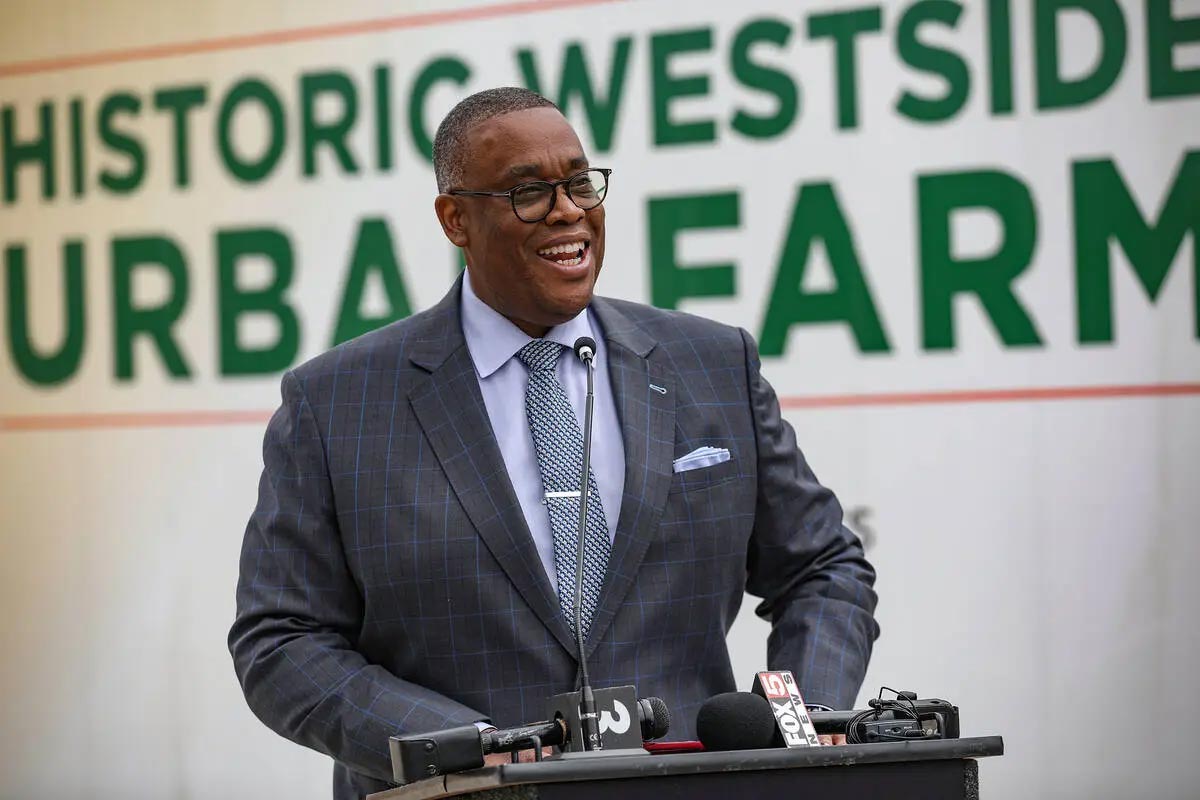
[649,383,667,395]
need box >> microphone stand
[573,340,601,751]
[561,337,645,759]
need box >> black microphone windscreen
[573,336,597,362]
[639,696,671,740]
[696,692,777,751]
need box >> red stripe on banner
[1,383,1197,432]
[0,0,630,78]
[779,382,1200,409]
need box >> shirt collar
[460,269,598,379]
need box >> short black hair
[433,87,559,193]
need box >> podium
[368,736,1004,800]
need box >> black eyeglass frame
[446,168,613,223]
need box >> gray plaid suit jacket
[229,278,878,799]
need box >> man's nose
[545,183,585,224]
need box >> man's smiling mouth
[536,240,589,267]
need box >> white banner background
[1,1,1198,797]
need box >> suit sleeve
[739,329,880,710]
[228,370,487,782]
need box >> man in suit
[229,87,878,799]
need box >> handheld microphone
[390,697,670,784]
[480,719,568,755]
[637,696,671,740]
[571,335,600,751]
[807,697,958,738]
[391,720,565,784]
[696,692,777,751]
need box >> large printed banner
[1,1,1198,798]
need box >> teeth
[537,240,586,256]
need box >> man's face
[435,107,606,336]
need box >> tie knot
[517,339,566,373]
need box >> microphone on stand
[554,338,664,757]
[570,335,601,751]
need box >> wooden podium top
[369,735,1004,800]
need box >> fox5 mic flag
[752,671,820,748]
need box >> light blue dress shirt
[460,271,625,594]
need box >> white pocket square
[672,446,731,473]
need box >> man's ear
[434,194,469,247]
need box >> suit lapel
[406,280,577,657]
[584,298,676,657]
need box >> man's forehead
[504,155,589,181]
[464,108,587,181]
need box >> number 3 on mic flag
[752,671,820,747]
[599,699,631,735]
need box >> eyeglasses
[448,168,612,223]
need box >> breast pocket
[668,452,740,494]
[660,453,752,564]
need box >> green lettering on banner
[217,228,300,375]
[517,38,632,153]
[112,236,191,380]
[918,170,1043,350]
[69,98,85,197]
[806,6,884,130]
[409,57,471,163]
[1034,0,1127,110]
[98,92,146,194]
[647,192,738,309]
[987,0,1015,114]
[153,84,208,188]
[1147,0,1200,99]
[730,18,798,140]
[217,78,287,184]
[300,71,360,177]
[650,28,717,146]
[760,183,891,355]
[5,241,85,385]
[896,0,970,123]
[1074,151,1200,343]
[1,101,55,203]
[331,218,413,345]
[374,65,394,171]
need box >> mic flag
[546,685,668,752]
[751,671,820,747]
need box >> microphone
[696,670,820,752]
[390,697,670,784]
[696,692,777,751]
[547,686,669,753]
[637,696,671,741]
[481,719,568,755]
[391,721,563,784]
[570,335,600,750]
[750,670,820,747]
[573,336,597,364]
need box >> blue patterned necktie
[517,339,611,638]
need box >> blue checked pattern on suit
[229,275,879,800]
[517,339,611,638]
